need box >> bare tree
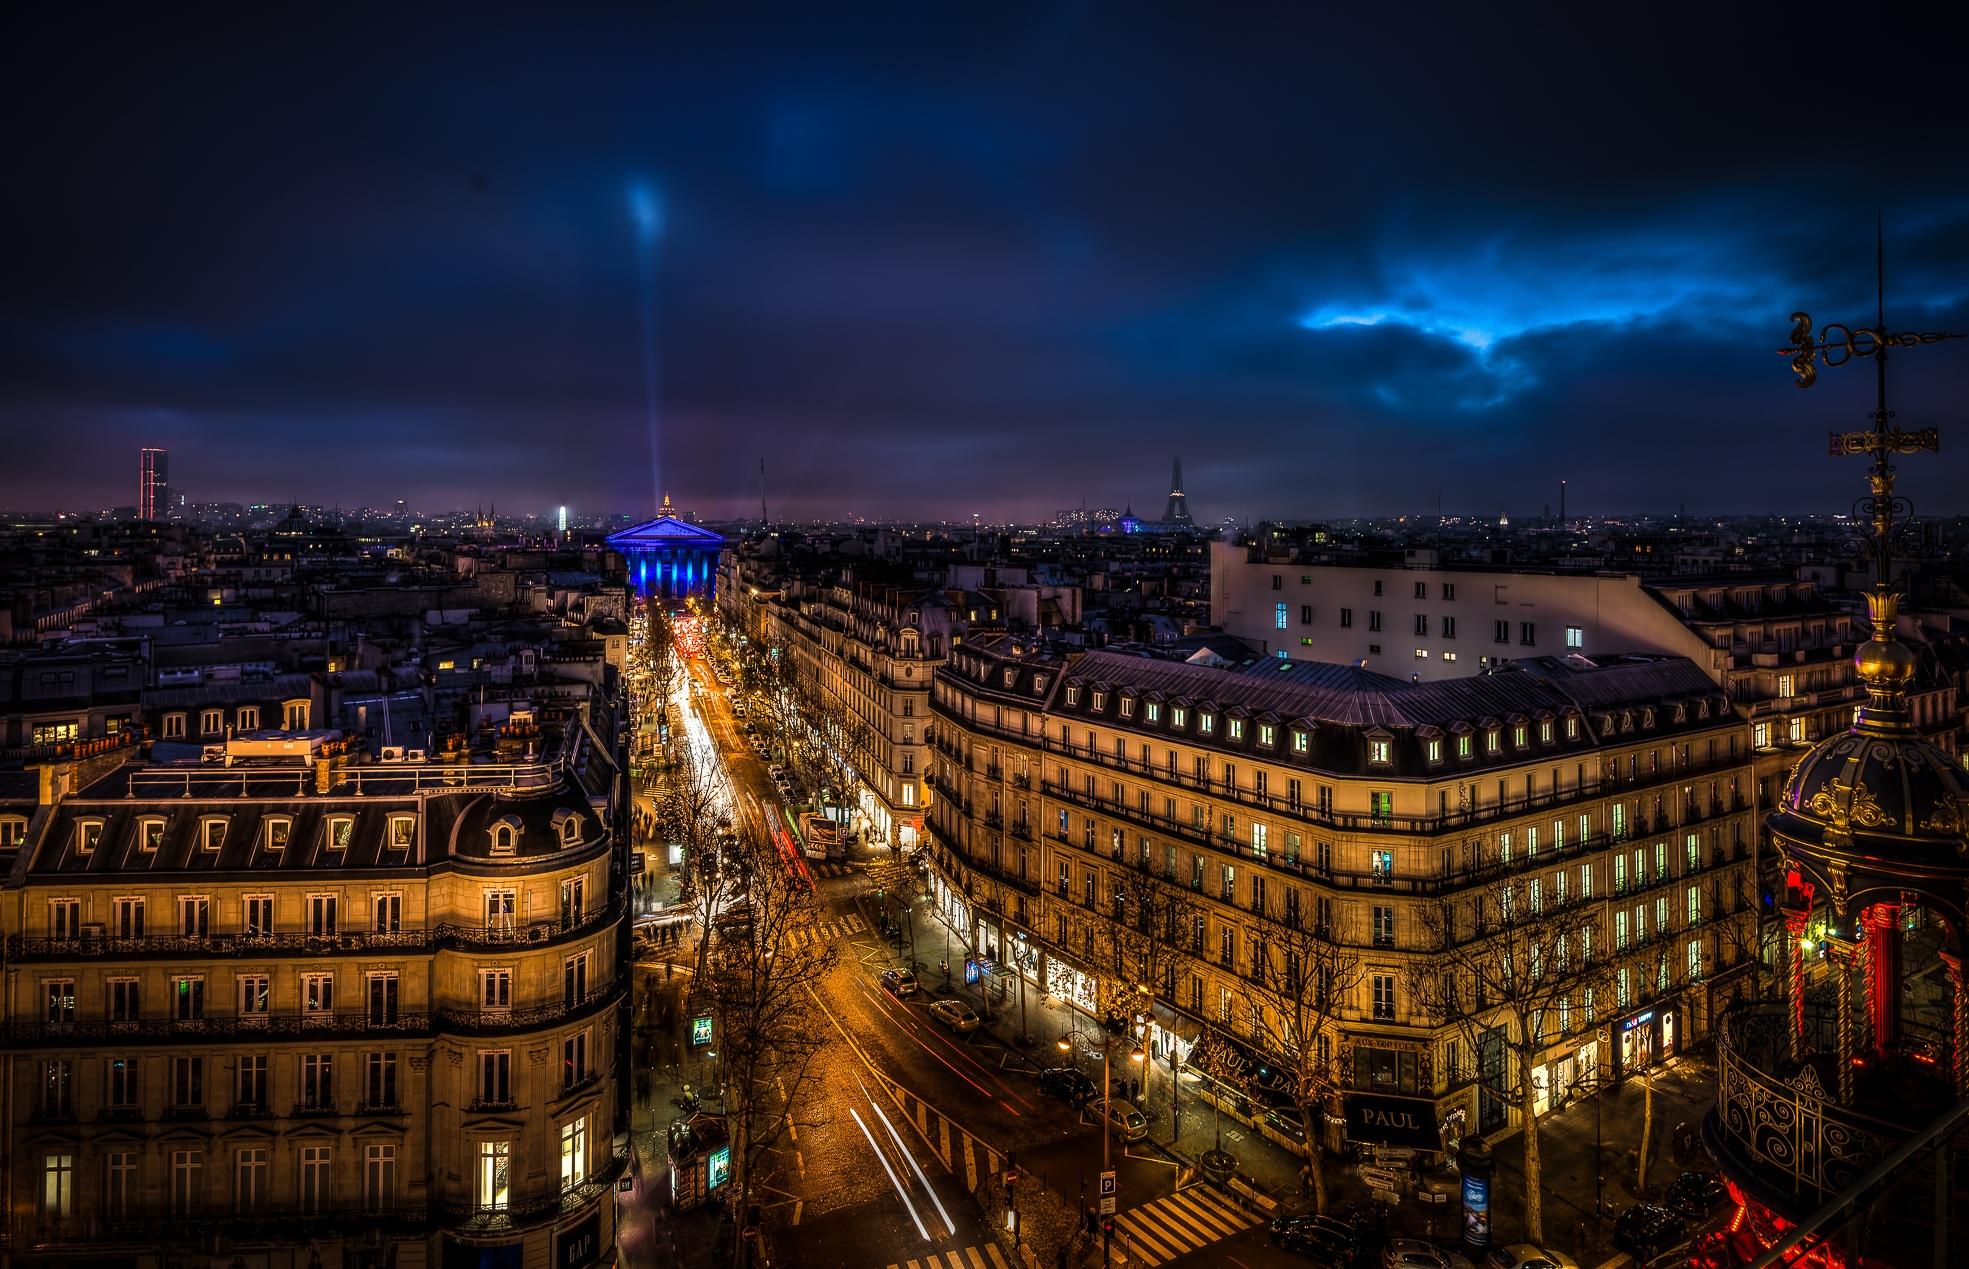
[656,738,737,980]
[1239,900,1365,1213]
[707,831,839,1260]
[643,604,681,760]
[1407,872,1612,1246]
[1102,862,1201,1130]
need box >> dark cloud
[2,7,1967,520]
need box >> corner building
[927,640,1757,1152]
[1,725,628,1269]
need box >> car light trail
[849,1106,930,1242]
[866,1083,955,1239]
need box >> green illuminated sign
[708,1145,731,1190]
[692,1015,713,1046]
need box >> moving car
[1663,1171,1730,1219]
[1613,1205,1689,1262]
[1036,1066,1098,1106]
[1483,1245,1579,1269]
[928,999,980,1033]
[878,968,918,998]
[1269,1213,1364,1266]
[1090,1097,1149,1142]
[1382,1239,1474,1269]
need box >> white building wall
[1211,542,1721,682]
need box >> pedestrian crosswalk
[885,1078,1002,1193]
[784,913,867,949]
[1107,1185,1261,1266]
[810,860,855,878]
[882,1244,1010,1269]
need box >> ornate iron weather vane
[1780,219,1958,581]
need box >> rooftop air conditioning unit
[379,746,407,763]
[406,749,427,763]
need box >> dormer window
[199,817,229,851]
[1566,717,1580,740]
[1513,726,1528,749]
[388,815,415,851]
[1146,703,1162,724]
[1091,691,1106,711]
[1003,669,1016,688]
[1065,686,1081,707]
[1033,675,1048,695]
[237,705,260,731]
[200,708,224,736]
[1172,707,1188,729]
[553,808,582,847]
[1257,723,1275,747]
[264,817,292,851]
[1291,729,1309,754]
[1540,721,1554,744]
[1486,731,1501,755]
[1368,738,1392,766]
[1199,713,1214,735]
[1426,739,1442,764]
[1120,696,1135,718]
[327,816,353,850]
[76,818,105,854]
[488,815,522,856]
[1457,734,1473,759]
[0,815,27,847]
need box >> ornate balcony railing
[6,901,623,962]
[5,981,627,1047]
[1708,1001,1910,1209]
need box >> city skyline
[4,10,1967,521]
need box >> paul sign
[1342,1091,1440,1150]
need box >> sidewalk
[918,898,1720,1265]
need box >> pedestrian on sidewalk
[1300,1162,1312,1199]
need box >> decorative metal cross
[1779,220,1958,578]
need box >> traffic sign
[1098,1195,1116,1216]
[1099,1169,1117,1197]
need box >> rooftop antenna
[759,458,769,528]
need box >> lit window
[388,816,415,850]
[477,1140,512,1212]
[264,818,291,851]
[560,1116,589,1190]
[1229,719,1244,741]
[1368,739,1391,764]
[327,816,354,850]
[199,818,228,851]
[1275,602,1289,631]
[1565,626,1584,649]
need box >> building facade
[733,572,960,849]
[0,722,629,1268]
[926,640,1758,1154]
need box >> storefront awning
[1186,1026,1293,1106]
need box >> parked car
[1382,1239,1474,1269]
[1036,1066,1098,1106]
[712,901,753,932]
[1613,1205,1689,1262]
[878,968,918,998]
[1483,1245,1579,1269]
[1663,1171,1730,1219]
[1091,1097,1148,1142]
[1270,1213,1365,1266]
[928,1000,981,1033]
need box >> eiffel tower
[1163,457,1194,525]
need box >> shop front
[1044,956,1100,1016]
[1613,1003,1679,1080]
[1533,1038,1602,1116]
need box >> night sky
[5,8,1967,523]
